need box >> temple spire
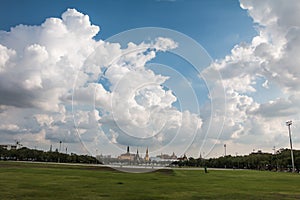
[145,147,149,161]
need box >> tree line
[0,146,99,164]
[2,146,299,172]
[173,149,300,172]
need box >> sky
[0,0,299,158]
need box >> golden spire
[144,147,149,161]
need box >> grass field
[0,161,299,200]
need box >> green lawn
[0,161,299,200]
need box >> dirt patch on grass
[153,168,175,175]
[80,166,120,172]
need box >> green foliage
[0,147,98,164]
[174,149,300,172]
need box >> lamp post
[59,141,62,153]
[286,120,295,172]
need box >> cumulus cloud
[0,8,201,155]
[2,1,299,157]
[200,0,300,156]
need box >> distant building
[151,152,178,163]
[0,144,17,150]
[157,152,177,160]
[117,146,150,162]
[144,147,150,161]
[135,149,143,162]
[178,153,188,161]
[118,146,136,161]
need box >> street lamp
[286,120,295,172]
[59,141,62,153]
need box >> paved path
[10,161,242,172]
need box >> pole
[273,146,278,171]
[224,144,227,169]
[59,141,62,153]
[286,121,295,172]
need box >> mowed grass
[0,162,299,200]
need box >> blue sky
[0,0,259,117]
[0,0,298,158]
[0,0,257,59]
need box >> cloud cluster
[1,1,300,157]
[201,0,300,156]
[0,8,201,155]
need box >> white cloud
[1,2,300,157]
[199,0,300,156]
[0,8,202,156]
